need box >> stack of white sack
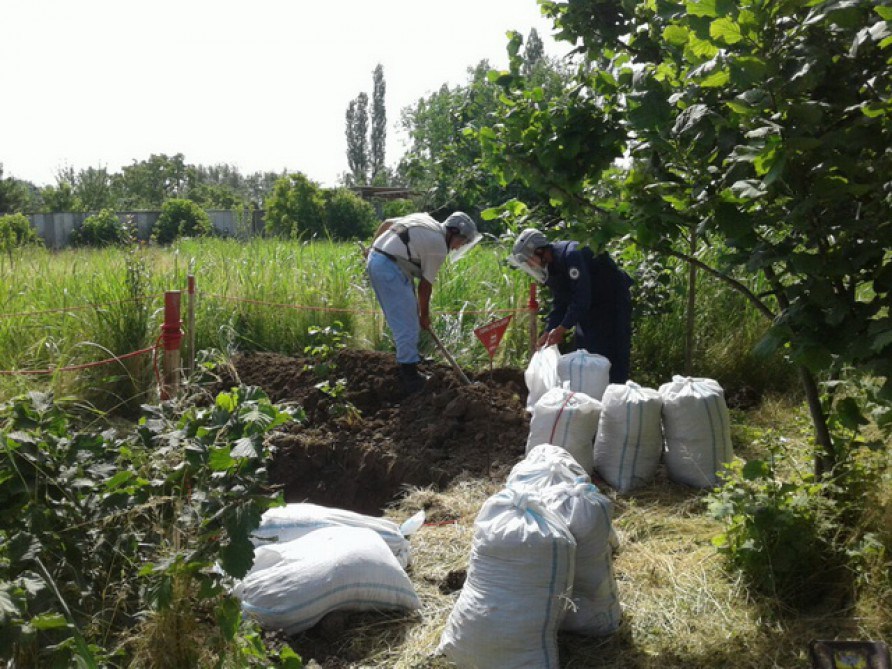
[593,381,664,493]
[527,387,602,473]
[557,350,611,401]
[660,376,733,488]
[508,443,591,490]
[537,482,621,635]
[234,526,420,635]
[251,502,418,568]
[524,344,561,412]
[507,447,621,637]
[438,488,576,669]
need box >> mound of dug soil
[222,349,530,516]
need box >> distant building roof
[349,186,416,201]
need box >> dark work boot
[399,363,428,395]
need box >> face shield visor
[507,253,548,283]
[448,231,483,263]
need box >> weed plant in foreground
[0,387,303,667]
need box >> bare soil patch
[222,349,530,516]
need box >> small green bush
[707,444,842,607]
[0,212,41,247]
[264,173,326,238]
[323,188,377,240]
[0,388,300,666]
[380,198,416,220]
[70,209,131,247]
[0,213,42,264]
[152,198,212,244]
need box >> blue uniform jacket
[545,241,630,331]
[544,240,634,383]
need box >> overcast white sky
[1,0,564,188]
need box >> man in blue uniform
[508,228,633,383]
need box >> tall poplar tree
[522,28,545,77]
[370,64,387,184]
[345,92,370,185]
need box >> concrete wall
[27,209,266,249]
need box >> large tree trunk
[761,266,835,477]
[799,365,835,477]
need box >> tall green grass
[176,239,363,355]
[170,237,534,369]
[0,247,165,409]
[630,251,797,399]
[0,238,789,410]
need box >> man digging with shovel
[366,211,481,395]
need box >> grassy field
[0,237,787,410]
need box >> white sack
[557,350,611,401]
[538,482,622,635]
[524,344,561,412]
[660,376,733,488]
[593,382,664,493]
[438,488,576,669]
[508,443,591,491]
[252,502,412,568]
[235,526,420,635]
[527,388,602,473]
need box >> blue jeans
[367,251,420,364]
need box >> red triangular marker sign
[474,315,513,359]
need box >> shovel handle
[428,329,473,386]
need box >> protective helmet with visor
[443,212,482,262]
[507,227,550,283]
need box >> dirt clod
[440,569,467,594]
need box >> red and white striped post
[528,282,539,359]
[160,291,183,400]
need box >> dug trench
[219,349,530,518]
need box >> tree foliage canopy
[0,165,38,214]
[116,153,189,209]
[265,173,375,240]
[398,46,567,226]
[14,157,282,214]
[476,0,892,467]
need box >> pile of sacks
[525,346,734,492]
[438,348,736,666]
[233,347,735,661]
[438,444,620,668]
[233,503,424,635]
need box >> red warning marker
[474,315,513,359]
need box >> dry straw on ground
[288,455,890,668]
[263,392,891,669]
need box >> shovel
[427,328,473,386]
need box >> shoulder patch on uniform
[569,267,580,280]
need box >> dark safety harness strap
[389,221,416,263]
